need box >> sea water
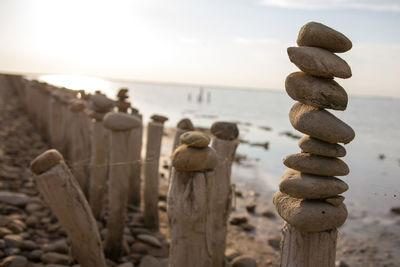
[102,81,400,221]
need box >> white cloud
[179,37,201,44]
[260,0,400,12]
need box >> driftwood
[281,223,337,267]
[210,132,239,267]
[143,120,164,229]
[103,112,141,259]
[128,114,143,207]
[30,149,106,267]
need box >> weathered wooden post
[88,92,114,219]
[210,122,240,267]
[128,111,143,207]
[30,149,107,267]
[274,22,354,267]
[143,114,168,229]
[68,99,91,196]
[103,112,141,259]
[167,131,217,267]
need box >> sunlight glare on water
[38,74,111,94]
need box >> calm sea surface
[100,81,400,221]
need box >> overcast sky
[0,0,399,97]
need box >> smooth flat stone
[0,192,30,206]
[180,131,210,148]
[283,153,349,176]
[151,114,169,123]
[297,22,352,53]
[90,93,114,112]
[177,118,194,130]
[299,136,346,157]
[279,168,348,199]
[285,72,348,110]
[325,195,345,206]
[30,149,63,175]
[211,121,239,140]
[103,112,141,131]
[287,47,352,79]
[172,145,217,171]
[273,191,347,232]
[289,102,355,144]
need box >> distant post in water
[274,22,354,267]
[103,112,141,259]
[144,114,168,229]
[167,131,217,267]
[210,122,240,267]
[30,149,106,267]
[88,92,114,219]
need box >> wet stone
[287,46,352,79]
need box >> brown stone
[279,168,348,199]
[30,149,63,175]
[177,118,194,130]
[172,145,217,171]
[287,47,352,79]
[151,114,168,123]
[299,136,346,157]
[69,99,86,112]
[90,93,114,112]
[283,153,349,176]
[87,110,106,121]
[289,102,355,144]
[273,191,347,232]
[103,112,141,131]
[285,72,348,110]
[210,121,239,140]
[297,22,352,53]
[180,131,210,148]
[325,195,345,207]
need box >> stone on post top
[69,99,86,112]
[172,145,217,172]
[151,114,169,124]
[273,191,348,232]
[180,131,210,148]
[210,121,239,141]
[177,118,194,130]
[117,88,129,101]
[297,22,352,53]
[103,112,141,131]
[87,110,106,121]
[90,92,114,112]
[30,149,63,175]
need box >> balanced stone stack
[273,22,355,266]
[116,88,131,113]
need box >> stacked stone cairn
[116,88,131,113]
[273,22,355,266]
